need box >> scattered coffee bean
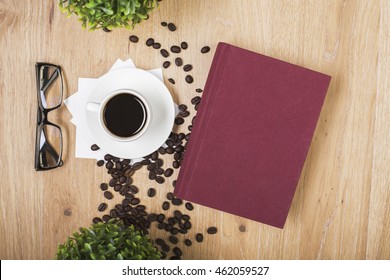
[129,185,139,194]
[160,49,169,58]
[104,191,113,200]
[191,96,201,105]
[153,42,161,49]
[158,147,166,155]
[147,188,156,197]
[166,192,174,200]
[179,110,190,117]
[188,125,193,131]
[196,88,203,93]
[160,252,167,259]
[169,235,179,244]
[173,247,182,257]
[132,162,142,170]
[168,23,176,31]
[201,46,211,53]
[178,104,187,111]
[195,233,204,242]
[184,239,192,246]
[185,75,194,84]
[93,217,103,224]
[184,221,192,229]
[168,78,175,84]
[102,215,111,222]
[185,202,194,211]
[175,117,184,125]
[148,213,157,222]
[162,244,171,252]
[162,201,170,210]
[182,214,190,221]
[170,45,181,53]
[165,147,174,154]
[175,57,183,66]
[172,198,183,206]
[157,214,165,223]
[146,38,154,46]
[91,144,100,151]
[129,35,139,43]
[151,151,158,160]
[97,160,104,167]
[114,184,121,192]
[104,154,113,161]
[161,21,167,27]
[171,228,179,235]
[173,161,180,169]
[105,161,114,169]
[239,225,246,232]
[181,42,188,49]
[110,209,118,218]
[163,61,170,68]
[172,180,177,188]
[100,183,108,191]
[147,162,156,171]
[156,176,165,184]
[156,238,165,246]
[155,168,164,175]
[164,168,174,177]
[156,158,164,167]
[130,198,140,205]
[183,64,193,72]
[207,226,218,234]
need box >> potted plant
[59,0,159,32]
[57,220,161,260]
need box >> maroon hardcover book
[174,42,331,228]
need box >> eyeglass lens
[38,124,62,168]
[39,65,62,109]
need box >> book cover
[174,42,331,228]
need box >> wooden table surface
[0,0,389,260]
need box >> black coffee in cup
[103,93,148,138]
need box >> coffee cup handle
[87,102,100,112]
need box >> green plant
[59,0,159,31]
[56,220,161,260]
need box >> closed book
[174,42,331,228]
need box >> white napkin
[64,59,178,161]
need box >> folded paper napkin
[64,59,177,162]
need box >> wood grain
[0,0,389,259]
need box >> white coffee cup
[87,89,151,142]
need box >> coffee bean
[184,239,192,246]
[130,198,140,205]
[168,23,176,31]
[185,202,194,211]
[184,221,192,229]
[156,158,164,167]
[179,111,190,118]
[93,217,103,224]
[178,133,185,140]
[183,64,193,72]
[115,204,124,212]
[122,159,131,165]
[156,176,165,184]
[147,162,156,171]
[160,49,169,58]
[196,88,203,93]
[104,191,113,200]
[119,176,126,184]
[132,163,142,170]
[99,183,108,191]
[102,215,111,222]
[165,147,174,154]
[155,168,164,175]
[185,133,191,141]
[175,117,184,125]
[175,57,183,66]
[149,171,156,180]
[153,42,161,49]
[162,244,171,252]
[201,46,211,53]
[104,154,113,161]
[195,233,204,242]
[174,152,182,161]
[156,238,165,246]
[170,45,181,53]
[162,201,170,210]
[172,198,183,206]
[164,168,174,177]
[131,208,139,216]
[173,180,177,188]
[115,162,122,170]
[146,188,155,198]
[97,160,104,167]
[165,224,173,232]
[185,75,194,84]
[141,159,150,166]
[158,222,166,230]
[129,35,139,43]
[173,161,180,169]
[168,78,175,84]
[207,226,218,234]
[161,21,167,27]
[188,125,193,131]
[125,168,135,177]
[163,61,170,68]
[114,184,121,192]
[110,209,118,218]
[179,104,188,111]
[129,185,139,194]
[166,192,174,200]
[181,42,188,49]
[166,139,174,147]
[191,96,201,105]
[182,214,190,221]
[173,247,182,257]
[148,213,157,222]
[105,161,114,169]
[146,38,154,46]
[91,144,100,151]
[171,228,179,235]
[157,214,165,223]
[168,235,178,245]
[173,210,182,219]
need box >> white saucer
[85,68,175,159]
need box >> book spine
[174,42,231,198]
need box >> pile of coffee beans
[91,21,215,260]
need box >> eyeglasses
[35,62,64,171]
